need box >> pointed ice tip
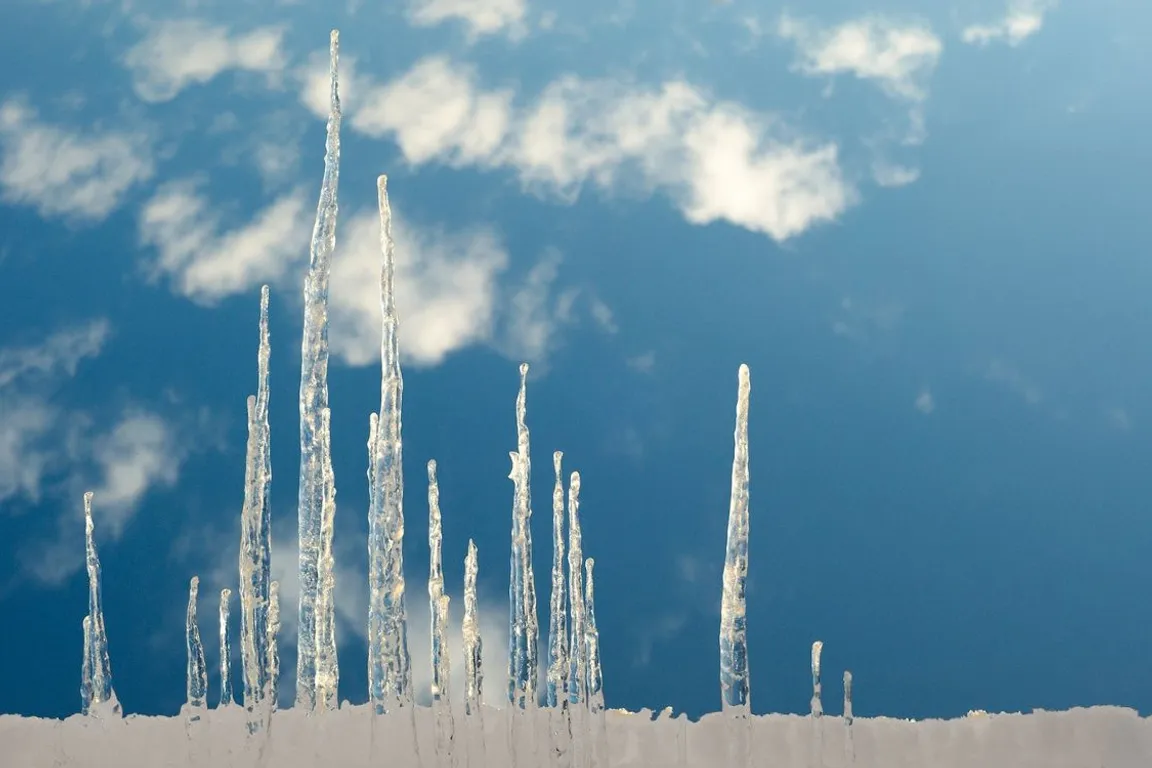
[553,451,562,470]
[428,459,437,477]
[519,362,529,377]
[329,29,339,51]
[738,363,750,380]
[377,174,388,192]
[83,491,94,518]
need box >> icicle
[297,28,341,713]
[219,588,234,707]
[433,594,457,768]
[584,559,608,768]
[546,451,568,710]
[463,540,483,715]
[315,407,340,712]
[428,460,446,696]
[266,581,281,711]
[809,641,824,768]
[719,364,751,712]
[567,473,586,708]
[517,365,539,708]
[240,285,273,715]
[843,671,855,765]
[811,641,823,718]
[186,577,207,718]
[83,491,117,715]
[80,615,93,715]
[583,559,603,715]
[462,541,487,768]
[369,174,412,714]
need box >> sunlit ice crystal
[719,364,751,713]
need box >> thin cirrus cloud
[961,0,1055,47]
[297,54,854,243]
[0,98,154,223]
[0,320,198,585]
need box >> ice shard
[719,364,751,712]
[428,460,446,696]
[583,559,603,716]
[566,472,586,708]
[266,580,281,710]
[315,407,340,712]
[546,452,568,709]
[186,577,207,716]
[463,540,483,715]
[810,641,823,718]
[297,28,341,713]
[843,670,855,765]
[507,363,538,709]
[83,491,117,714]
[219,588,234,707]
[239,285,272,713]
[369,174,413,713]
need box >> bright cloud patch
[138,182,311,304]
[962,0,1054,47]
[124,19,287,103]
[406,0,528,41]
[323,60,853,242]
[778,14,943,101]
[0,99,153,222]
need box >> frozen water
[3,25,1149,768]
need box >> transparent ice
[2,26,1151,768]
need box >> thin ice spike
[315,407,340,711]
[266,581,281,710]
[220,588,234,707]
[186,577,207,715]
[566,472,586,707]
[428,460,446,698]
[546,452,568,709]
[584,559,603,715]
[463,540,484,716]
[296,28,341,712]
[719,364,751,712]
[83,492,117,714]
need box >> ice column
[843,671,855,765]
[433,595,456,768]
[80,616,92,715]
[239,285,272,712]
[546,452,568,710]
[583,559,603,715]
[567,473,586,707]
[720,364,752,712]
[186,577,207,716]
[297,28,341,713]
[220,589,234,707]
[83,492,117,713]
[266,581,281,710]
[463,540,483,715]
[315,407,339,711]
[428,460,446,698]
[369,174,413,713]
[811,641,823,718]
[507,363,538,709]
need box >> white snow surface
[2,704,1150,767]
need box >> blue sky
[1,0,1151,723]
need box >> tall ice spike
[566,472,586,707]
[369,174,412,712]
[463,540,483,715]
[240,285,273,714]
[83,491,117,715]
[296,27,341,712]
[719,364,751,712]
[811,641,824,718]
[80,616,93,715]
[428,460,446,699]
[507,363,537,709]
[843,671,855,765]
[546,451,568,709]
[186,577,207,717]
[266,581,281,710]
[584,559,603,715]
[220,588,234,707]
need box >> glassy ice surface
[3,27,1149,768]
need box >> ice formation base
[2,705,1150,768]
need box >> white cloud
[138,181,312,304]
[335,59,853,242]
[0,99,154,222]
[962,1,1054,47]
[406,0,528,41]
[872,159,921,187]
[778,14,943,101]
[0,319,110,389]
[915,389,935,415]
[627,351,656,374]
[124,19,287,103]
[329,209,510,368]
[88,411,182,538]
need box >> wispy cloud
[984,359,1043,406]
[138,180,311,304]
[123,19,287,103]
[0,98,154,223]
[406,0,529,42]
[301,56,853,242]
[962,0,1055,47]
[915,389,935,415]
